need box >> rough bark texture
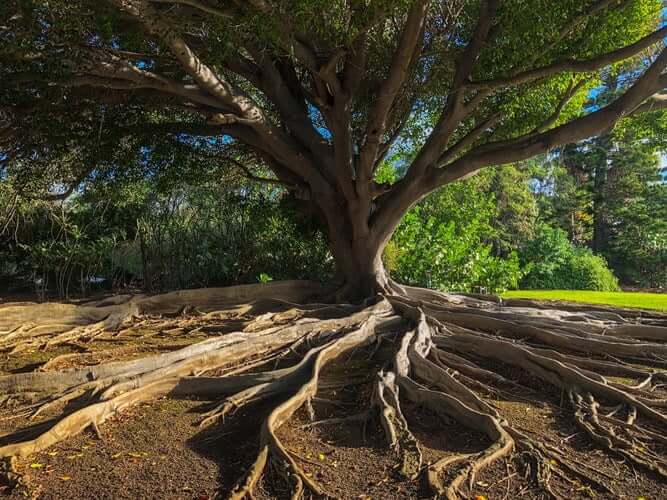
[1,281,666,499]
[330,238,390,299]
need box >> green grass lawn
[501,290,667,312]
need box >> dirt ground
[1,296,666,499]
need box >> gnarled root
[230,315,387,499]
[1,282,666,498]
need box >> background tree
[540,63,667,287]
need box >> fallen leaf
[111,453,122,459]
[29,463,43,469]
[47,451,59,457]
[476,481,489,487]
[474,496,487,500]
[67,453,83,460]
[318,453,325,461]
[59,476,71,481]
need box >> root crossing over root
[1,281,666,499]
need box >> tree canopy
[2,0,667,296]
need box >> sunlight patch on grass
[501,290,667,312]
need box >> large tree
[3,2,667,498]
[2,0,667,298]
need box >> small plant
[258,272,273,284]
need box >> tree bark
[592,134,611,254]
[320,200,392,301]
[332,237,390,300]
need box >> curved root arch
[0,280,325,353]
[1,282,666,498]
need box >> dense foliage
[387,172,523,293]
[519,224,619,291]
[0,179,331,298]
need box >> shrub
[567,249,620,291]
[520,224,619,291]
[387,181,524,293]
[0,180,332,298]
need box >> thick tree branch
[371,46,667,254]
[147,0,234,18]
[469,25,667,90]
[329,105,358,207]
[112,0,260,119]
[79,55,234,111]
[429,48,667,187]
[367,0,501,251]
[242,45,331,160]
[357,1,428,189]
[109,0,335,197]
[404,0,499,180]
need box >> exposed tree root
[1,281,666,498]
[0,281,324,353]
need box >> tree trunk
[339,241,390,300]
[592,134,610,254]
[322,204,393,301]
[326,232,390,300]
